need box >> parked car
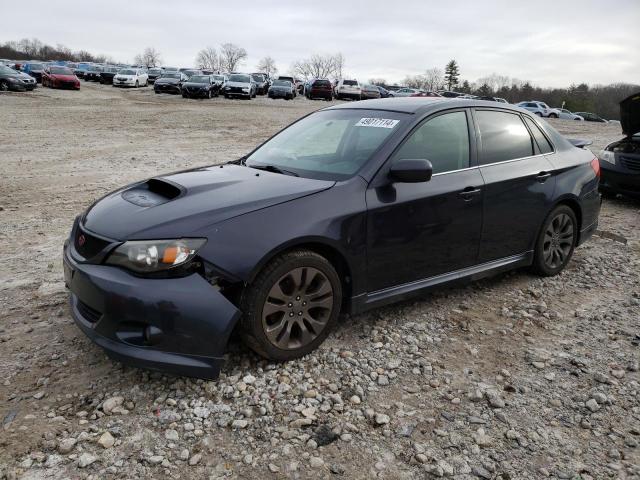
[99,66,119,84]
[64,97,601,379]
[268,79,295,100]
[276,76,297,97]
[112,68,149,88]
[154,72,187,94]
[439,90,465,98]
[84,65,104,82]
[211,74,226,91]
[147,67,163,84]
[305,78,333,101]
[411,91,441,98]
[360,84,382,100]
[42,66,80,90]
[377,86,391,98]
[516,101,560,118]
[251,73,270,95]
[74,63,91,78]
[389,87,422,98]
[574,112,608,123]
[598,92,640,198]
[21,62,45,83]
[477,96,507,103]
[335,79,362,100]
[223,73,256,99]
[181,74,220,99]
[0,64,37,91]
[553,108,584,121]
[163,67,179,72]
[179,68,202,78]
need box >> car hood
[620,91,640,137]
[183,82,207,88]
[83,164,335,240]
[226,81,250,88]
[51,74,77,81]
[116,75,136,79]
[156,78,180,85]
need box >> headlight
[106,238,206,273]
[599,150,615,165]
[7,77,19,83]
[242,87,249,92]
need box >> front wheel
[0,80,9,91]
[531,205,577,276]
[535,111,542,116]
[135,80,139,88]
[548,113,558,119]
[239,250,342,361]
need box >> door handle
[536,171,552,182]
[459,187,482,200]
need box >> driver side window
[393,111,470,174]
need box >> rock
[33,391,45,399]
[231,419,249,429]
[473,428,493,447]
[165,429,179,441]
[472,465,492,478]
[310,456,324,468]
[58,437,77,454]
[313,424,339,446]
[44,454,63,468]
[179,449,189,461]
[349,395,361,405]
[102,396,124,414]
[189,453,202,466]
[586,399,600,412]
[378,375,389,386]
[304,389,318,398]
[268,463,280,473]
[485,391,505,409]
[148,455,164,465]
[375,413,390,425]
[193,406,210,419]
[97,431,115,449]
[77,453,97,468]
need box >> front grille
[619,155,640,171]
[77,300,101,323]
[75,228,111,260]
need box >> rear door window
[476,110,534,164]
[393,111,470,174]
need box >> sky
[3,0,639,88]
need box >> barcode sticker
[355,118,399,128]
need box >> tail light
[590,157,600,178]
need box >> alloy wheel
[543,213,574,269]
[261,266,334,350]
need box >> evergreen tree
[444,60,460,91]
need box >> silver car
[516,101,560,118]
[554,108,584,121]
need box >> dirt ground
[1,83,639,480]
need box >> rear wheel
[0,80,9,91]
[535,111,542,116]
[531,205,577,276]
[135,80,139,88]
[239,250,342,361]
[549,113,558,118]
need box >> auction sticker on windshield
[355,118,399,128]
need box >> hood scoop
[121,178,183,207]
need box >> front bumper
[600,158,640,197]
[113,79,136,87]
[154,84,181,94]
[63,223,241,379]
[184,88,210,98]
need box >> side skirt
[349,252,533,315]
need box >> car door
[473,109,556,262]
[366,109,484,292]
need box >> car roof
[325,97,531,115]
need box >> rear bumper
[600,161,640,197]
[63,231,240,379]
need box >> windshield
[213,75,224,81]
[246,109,406,180]
[0,65,17,74]
[50,67,73,75]
[189,75,209,83]
[229,74,250,83]
[119,69,136,75]
[162,73,180,79]
[27,63,44,70]
[251,74,265,81]
[105,67,118,73]
[273,80,291,87]
[149,68,162,73]
[343,80,358,86]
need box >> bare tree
[368,78,388,86]
[134,47,162,68]
[219,43,247,72]
[292,53,345,80]
[257,56,278,77]
[196,47,219,71]
[424,67,443,91]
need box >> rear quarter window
[523,117,554,154]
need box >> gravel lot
[1,83,639,480]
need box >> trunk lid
[620,92,640,137]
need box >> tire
[155,90,159,94]
[182,93,187,98]
[208,89,212,99]
[531,205,577,277]
[600,187,617,199]
[239,249,342,361]
[0,80,8,91]
[549,113,558,119]
[145,79,148,87]
[135,80,139,88]
[535,112,543,117]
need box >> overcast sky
[4,0,638,87]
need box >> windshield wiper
[249,164,299,177]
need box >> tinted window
[229,74,250,82]
[343,80,357,86]
[313,80,331,87]
[393,111,470,174]
[476,111,533,164]
[524,117,553,154]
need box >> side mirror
[389,158,433,183]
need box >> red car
[42,66,80,90]
[411,91,441,97]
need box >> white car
[335,79,361,100]
[516,101,560,118]
[554,108,584,121]
[113,68,149,88]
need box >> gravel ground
[1,83,639,480]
